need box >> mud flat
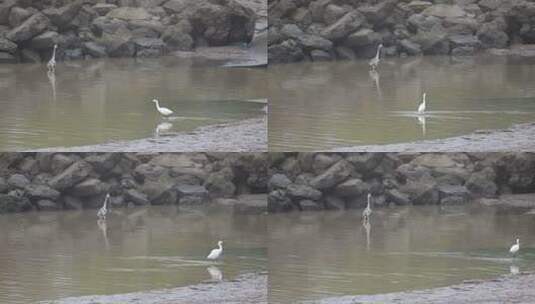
[32,116,267,152]
[333,123,535,152]
[40,272,267,304]
[305,273,535,304]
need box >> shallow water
[268,56,535,151]
[0,206,267,304]
[267,206,535,303]
[0,57,267,150]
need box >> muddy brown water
[0,57,268,151]
[0,207,267,304]
[268,56,535,151]
[267,206,535,304]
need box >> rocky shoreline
[0,0,261,64]
[268,152,535,212]
[307,273,535,304]
[0,152,268,214]
[31,116,267,153]
[268,0,535,63]
[332,123,535,153]
[40,272,267,304]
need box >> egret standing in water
[151,99,174,116]
[207,240,223,260]
[510,238,520,257]
[362,193,372,222]
[417,93,427,114]
[47,44,58,73]
[97,193,110,220]
[369,44,383,70]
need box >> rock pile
[0,0,256,63]
[268,152,535,212]
[268,0,535,63]
[0,152,267,213]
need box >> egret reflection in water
[207,266,223,281]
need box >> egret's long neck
[375,46,381,60]
[102,197,107,209]
[52,47,56,61]
[422,95,426,106]
[367,196,371,208]
[218,243,222,250]
[154,101,161,110]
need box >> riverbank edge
[304,272,535,304]
[39,272,267,304]
[332,122,535,152]
[30,116,267,152]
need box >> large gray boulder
[6,13,50,43]
[42,1,83,30]
[309,160,353,190]
[320,11,364,41]
[0,193,32,213]
[0,37,17,54]
[48,161,92,190]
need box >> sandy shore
[333,123,535,152]
[33,116,267,152]
[40,272,267,304]
[307,273,535,304]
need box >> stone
[325,195,345,210]
[7,13,50,43]
[408,1,433,12]
[204,170,236,198]
[124,189,149,205]
[42,1,83,30]
[466,170,497,198]
[346,153,384,173]
[0,177,7,193]
[36,199,60,211]
[358,0,396,25]
[71,178,106,196]
[477,22,508,49]
[25,184,60,200]
[0,38,17,54]
[83,41,107,57]
[400,180,439,205]
[176,184,208,198]
[50,154,76,175]
[91,16,128,36]
[422,4,468,18]
[0,194,32,213]
[298,199,322,211]
[310,49,331,61]
[268,189,293,212]
[309,160,353,190]
[399,39,422,55]
[7,174,30,189]
[104,31,135,57]
[30,31,59,49]
[93,3,118,16]
[84,153,121,174]
[268,39,304,63]
[233,194,267,214]
[133,37,166,57]
[320,11,365,41]
[451,46,475,56]
[63,195,83,210]
[106,7,151,21]
[48,161,92,190]
[335,178,369,197]
[287,183,322,201]
[386,188,411,205]
[448,34,480,48]
[64,48,83,60]
[0,0,17,25]
[162,25,194,51]
[280,25,333,51]
[8,7,32,28]
[324,4,348,25]
[268,173,291,190]
[335,46,356,60]
[438,184,470,200]
[346,29,381,48]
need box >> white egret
[207,240,223,260]
[47,44,58,73]
[369,44,383,70]
[362,193,372,222]
[418,93,427,114]
[510,238,520,256]
[510,265,520,275]
[97,193,110,220]
[151,99,174,116]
